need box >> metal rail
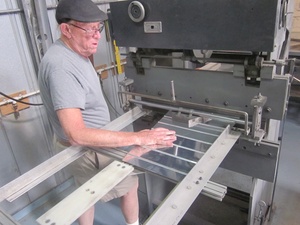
[0,146,86,203]
[136,54,285,66]
[0,9,22,15]
[144,125,241,225]
[0,107,145,203]
[127,96,249,134]
[0,90,40,106]
[37,161,133,225]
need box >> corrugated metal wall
[0,0,58,214]
[0,0,124,215]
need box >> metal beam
[129,98,249,134]
[0,209,21,225]
[0,146,86,202]
[37,161,133,225]
[144,125,241,225]
[34,0,54,53]
[101,106,146,131]
[0,107,146,203]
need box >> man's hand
[123,144,170,162]
[123,127,176,162]
[137,127,177,147]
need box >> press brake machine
[106,0,294,224]
[0,0,295,224]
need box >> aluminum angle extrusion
[144,125,241,225]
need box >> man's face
[67,21,103,57]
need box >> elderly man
[38,0,176,224]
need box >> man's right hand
[137,127,177,147]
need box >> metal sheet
[123,115,230,182]
[220,139,279,182]
[143,125,241,225]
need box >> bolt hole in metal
[37,34,48,42]
[45,219,56,224]
[90,191,95,194]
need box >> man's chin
[90,48,98,54]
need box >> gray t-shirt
[38,39,110,142]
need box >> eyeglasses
[69,23,104,35]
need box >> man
[38,0,176,225]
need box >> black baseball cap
[56,0,108,24]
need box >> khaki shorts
[54,137,138,202]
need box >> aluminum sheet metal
[123,115,231,182]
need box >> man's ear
[60,23,72,39]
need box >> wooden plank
[37,161,133,225]
[95,59,127,80]
[95,64,109,79]
[0,90,29,116]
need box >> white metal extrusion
[0,106,145,224]
[0,146,86,203]
[144,125,241,225]
[0,106,144,203]
[37,161,133,225]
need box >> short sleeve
[48,69,86,110]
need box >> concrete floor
[265,99,300,225]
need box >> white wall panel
[0,0,128,216]
[0,0,59,215]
